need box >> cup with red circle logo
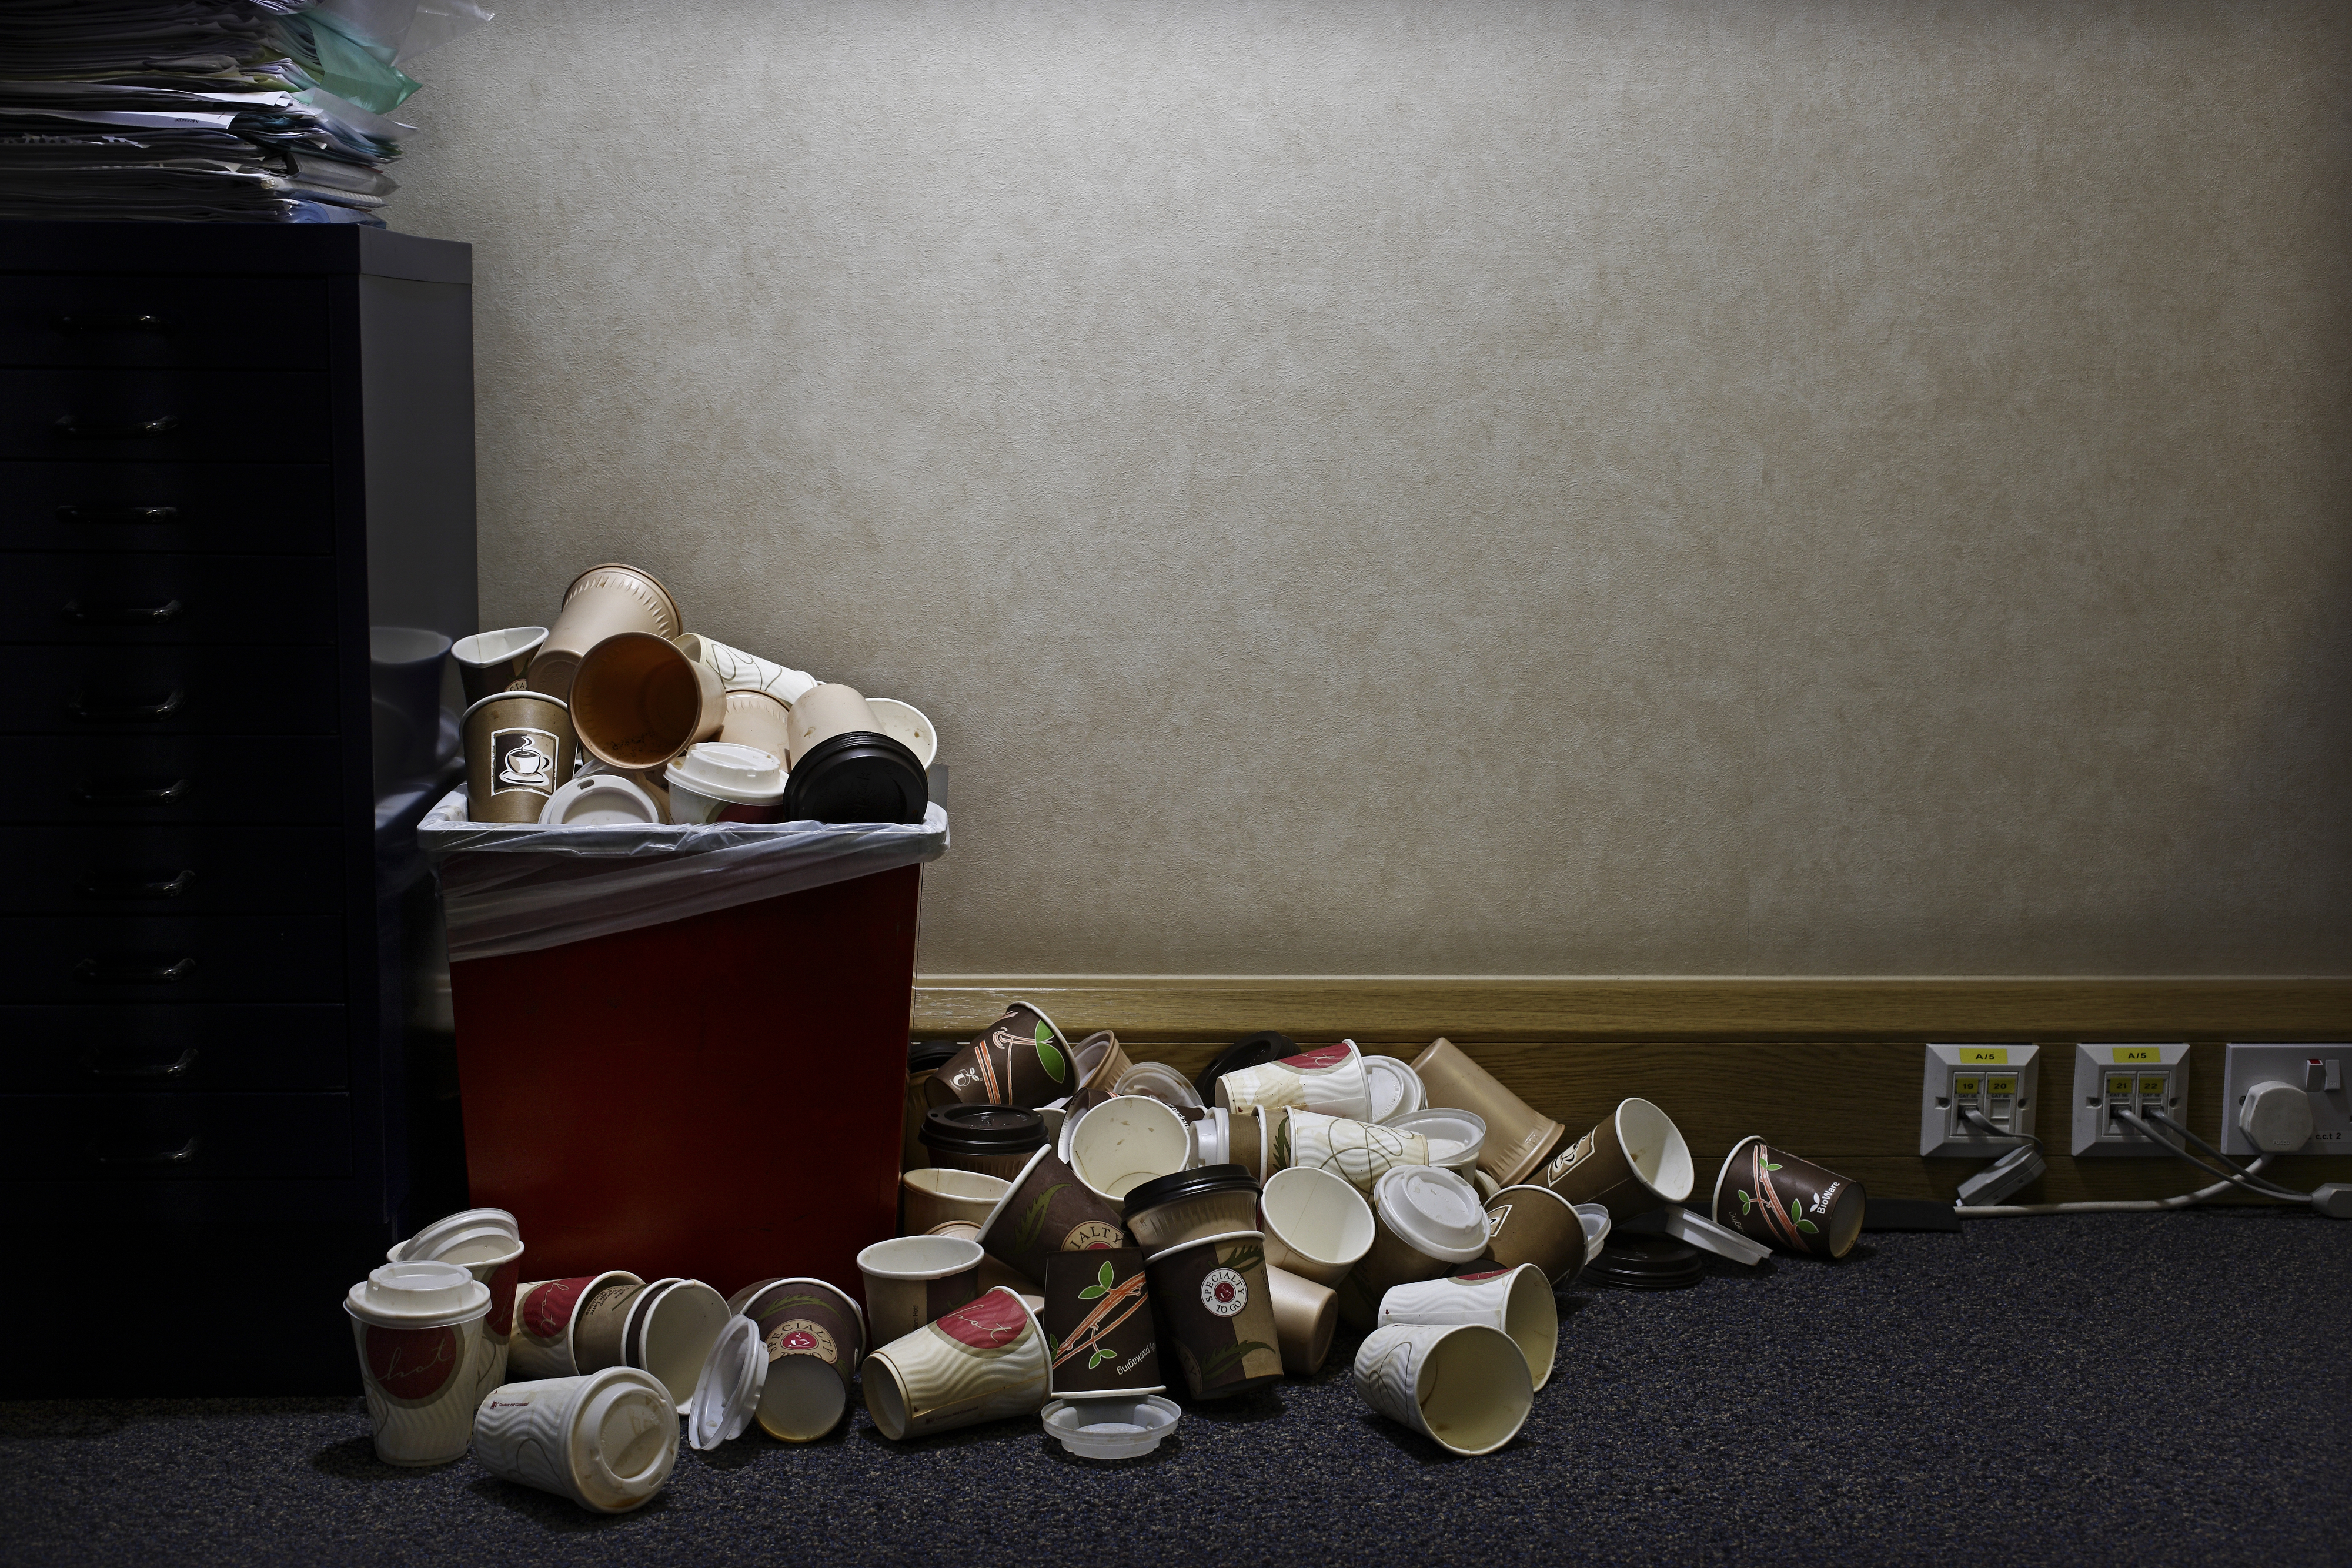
[345,1260,492,1465]
[508,1271,643,1380]
[386,1212,526,1407]
[1212,1040,1374,1122]
[1142,1228,1284,1400]
[861,1286,1051,1441]
[734,1277,868,1442]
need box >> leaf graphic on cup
[1034,1023,1067,1086]
[1078,1260,1115,1302]
[1011,1184,1066,1256]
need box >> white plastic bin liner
[419,789,948,962]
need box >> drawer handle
[52,313,173,335]
[85,1047,201,1078]
[95,1135,201,1166]
[54,414,181,440]
[72,777,191,805]
[62,597,184,626]
[57,504,181,525]
[81,869,196,900]
[66,688,184,722]
[74,956,198,986]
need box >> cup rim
[1068,1094,1192,1201]
[462,688,568,724]
[739,1275,867,1335]
[563,561,683,636]
[974,1144,1056,1244]
[856,1235,985,1281]
[1710,1134,1768,1216]
[1259,1165,1375,1266]
[1141,1226,1265,1267]
[1612,1096,1695,1201]
[454,627,549,666]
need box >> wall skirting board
[911,977,2352,1205]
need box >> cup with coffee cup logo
[1537,1097,1695,1219]
[1481,1183,1587,1287]
[1406,1038,1566,1188]
[862,1286,1050,1441]
[472,1366,677,1512]
[454,627,549,707]
[345,1261,491,1466]
[734,1276,868,1442]
[857,1235,985,1346]
[1353,1321,1532,1457]
[509,1271,643,1380]
[462,690,575,824]
[1712,1136,1868,1259]
[976,1145,1131,1289]
[528,562,683,703]
[1142,1229,1284,1400]
[1213,1040,1373,1122]
[1258,1164,1377,1288]
[935,1002,1080,1109]
[1043,1248,1162,1399]
[1275,1108,1431,1195]
[1375,1262,1557,1390]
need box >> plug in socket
[1920,1044,2040,1157]
[2069,1042,2190,1156]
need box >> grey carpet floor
[5,1210,2348,1568]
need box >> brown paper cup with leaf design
[1143,1229,1284,1400]
[934,1002,1080,1109]
[976,1146,1130,1289]
[1712,1136,1867,1259]
[857,1236,985,1347]
[1536,1097,1695,1221]
[738,1276,868,1441]
[1043,1248,1162,1399]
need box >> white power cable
[1954,1152,2284,1218]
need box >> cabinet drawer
[0,553,337,645]
[0,735,343,822]
[0,915,345,1002]
[0,644,337,733]
[0,276,328,369]
[0,368,330,461]
[0,1004,348,1092]
[0,1092,350,1181]
[0,827,344,914]
[0,462,333,555]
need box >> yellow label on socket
[2139,1076,2168,1096]
[1987,1075,2019,1096]
[1954,1076,1982,1097]
[2111,1047,2163,1064]
[1959,1048,2009,1064]
[2107,1075,2134,1096]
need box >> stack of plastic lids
[0,0,489,226]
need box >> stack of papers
[0,0,487,225]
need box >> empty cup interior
[858,1235,984,1279]
[864,1359,910,1441]
[640,1281,729,1405]
[759,1353,848,1442]
[1420,1325,1535,1456]
[904,1167,1009,1206]
[573,633,716,767]
[1500,1266,1559,1390]
[1261,1166,1375,1267]
[1068,1096,1191,1199]
[456,627,547,666]
[1616,1098,1695,1200]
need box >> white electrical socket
[2069,1043,2191,1156]
[1920,1043,2040,1157]
[2220,1044,2352,1156]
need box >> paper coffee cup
[862,1287,1050,1441]
[785,681,884,765]
[386,1220,525,1407]
[857,1235,986,1348]
[1482,1184,1586,1286]
[1353,1322,1533,1456]
[1258,1165,1376,1288]
[462,690,574,824]
[737,1277,867,1442]
[1407,1037,1566,1188]
[1120,1165,1260,1254]
[901,1166,1011,1235]
[619,1278,729,1408]
[1071,1030,1133,1092]
[509,1271,643,1381]
[1265,1265,1339,1376]
[529,562,684,703]
[472,1368,677,1513]
[674,633,818,704]
[1375,1262,1557,1390]
[346,1261,492,1466]
[1142,1229,1285,1401]
[934,1002,1080,1109]
[1352,1166,1494,1321]
[1067,1095,1192,1203]
[1537,1097,1695,1219]
[1275,1108,1431,1195]
[1712,1136,1867,1259]
[717,687,794,768]
[1214,1040,1373,1122]
[864,697,938,769]
[977,1145,1131,1288]
[455,627,549,707]
[663,739,786,824]
[572,630,726,771]
[1043,1248,1162,1399]
[919,1104,1047,1178]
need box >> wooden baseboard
[911,977,2352,1204]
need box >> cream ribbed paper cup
[1214,1041,1373,1122]
[1275,1108,1429,1194]
[346,1261,492,1467]
[1374,1262,1558,1390]
[1353,1322,1533,1457]
[861,1286,1049,1442]
[472,1368,678,1514]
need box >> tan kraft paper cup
[1072,1031,1134,1093]
[1375,1262,1558,1391]
[455,627,549,707]
[717,688,794,767]
[785,682,883,767]
[529,562,684,701]
[1258,1165,1376,1288]
[857,1235,986,1347]
[1482,1183,1588,1287]
[1537,1096,1696,1220]
[901,1167,1011,1235]
[472,1368,678,1513]
[1408,1038,1566,1188]
[1353,1322,1532,1457]
[862,1286,1049,1442]
[509,1271,643,1380]
[1266,1265,1339,1376]
[572,630,726,770]
[462,690,574,824]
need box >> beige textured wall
[395,1,2352,977]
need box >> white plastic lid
[1389,1108,1487,1171]
[1363,1055,1425,1124]
[664,740,786,803]
[540,774,662,825]
[1375,1166,1491,1262]
[346,1260,491,1326]
[688,1313,767,1450]
[1191,1106,1230,1165]
[1114,1062,1204,1112]
[396,1208,517,1261]
[1662,1206,1770,1266]
[1041,1395,1180,1460]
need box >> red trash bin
[448,862,921,1296]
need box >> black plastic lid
[783,730,927,826]
[1192,1030,1297,1102]
[907,1040,960,1073]
[1589,1233,1705,1290]
[919,1104,1044,1157]
[1121,1164,1259,1222]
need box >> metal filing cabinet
[0,223,475,1392]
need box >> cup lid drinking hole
[346,1260,491,1326]
[1374,1166,1492,1262]
[920,1104,1046,1158]
[665,740,786,803]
